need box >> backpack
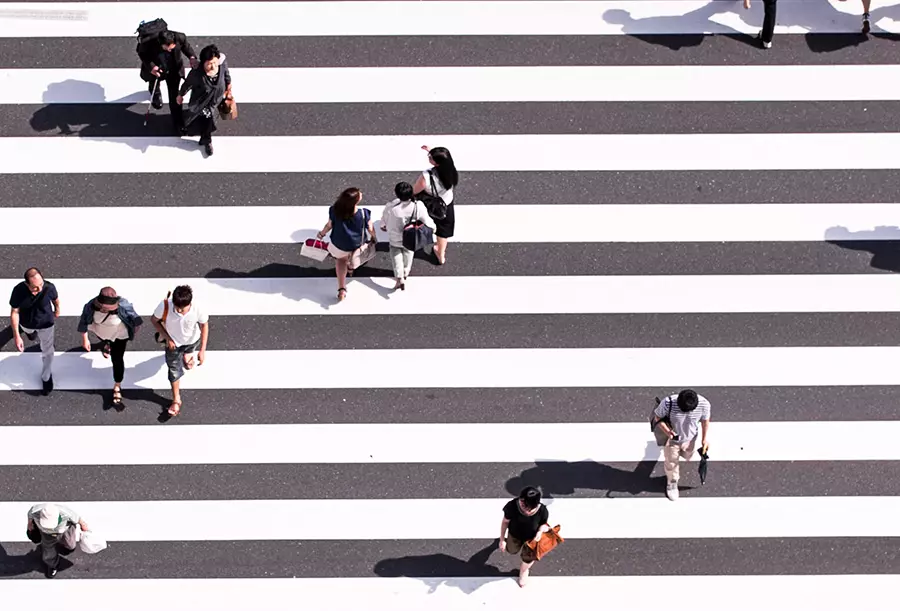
[135,18,168,55]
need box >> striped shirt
[653,393,711,444]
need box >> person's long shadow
[0,542,73,577]
[804,3,900,53]
[30,80,199,154]
[604,2,754,50]
[373,539,515,594]
[825,225,900,273]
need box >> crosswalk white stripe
[3,347,900,391]
[0,576,895,611]
[0,1,889,38]
[1,422,895,466]
[5,133,900,173]
[11,65,900,104]
[2,275,897,317]
[3,204,898,245]
[5,497,900,541]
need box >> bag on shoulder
[402,200,434,251]
[419,170,448,221]
[153,291,172,345]
[135,18,168,55]
[349,209,377,270]
[649,396,673,446]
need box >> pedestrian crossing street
[2,0,900,608]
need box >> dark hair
[158,31,176,46]
[172,285,193,308]
[428,147,459,191]
[676,389,699,412]
[199,44,220,64]
[333,187,361,220]
[394,182,413,201]
[518,486,542,510]
[24,267,42,282]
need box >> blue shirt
[329,207,370,252]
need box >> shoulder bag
[402,200,434,251]
[153,291,172,345]
[349,209,377,270]
[418,170,448,221]
[649,396,674,446]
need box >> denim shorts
[165,339,201,383]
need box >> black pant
[148,72,184,128]
[761,0,777,43]
[196,113,216,145]
[102,338,128,384]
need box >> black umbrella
[697,446,709,485]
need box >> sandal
[112,386,123,406]
[168,400,182,417]
[101,341,111,359]
[337,287,347,302]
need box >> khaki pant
[505,535,537,564]
[664,436,697,483]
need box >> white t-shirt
[422,169,454,204]
[152,299,208,347]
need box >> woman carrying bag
[380,182,435,291]
[177,44,232,157]
[317,187,376,302]
[413,145,458,265]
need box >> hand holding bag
[301,238,330,262]
[402,200,434,251]
[650,396,673,447]
[218,93,238,120]
[77,528,108,554]
[525,525,564,561]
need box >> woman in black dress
[413,145,458,265]
[177,44,232,157]
[498,486,551,587]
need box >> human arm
[197,321,209,365]
[178,33,198,68]
[743,0,750,7]
[9,308,23,352]
[149,301,176,350]
[317,220,333,240]
[651,397,677,440]
[499,517,509,552]
[412,173,428,195]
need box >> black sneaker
[45,566,57,579]
[204,143,214,157]
[42,376,53,396]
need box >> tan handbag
[349,239,377,270]
[218,96,238,120]
[525,525,564,561]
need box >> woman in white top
[413,145,458,265]
[380,181,435,290]
[77,287,143,408]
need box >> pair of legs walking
[663,437,697,500]
[38,525,77,576]
[165,339,200,416]
[19,324,54,392]
[390,246,414,290]
[504,535,537,587]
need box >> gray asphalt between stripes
[10,101,900,137]
[4,313,900,353]
[0,241,888,278]
[0,387,896,426]
[2,171,898,207]
[4,461,900,501]
[3,35,899,69]
[1,538,897,579]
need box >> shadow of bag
[525,525,563,561]
[650,396,672,446]
[218,97,238,120]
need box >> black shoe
[42,376,53,396]
[204,143,214,156]
[45,566,57,579]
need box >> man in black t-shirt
[9,267,60,395]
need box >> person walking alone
[744,0,777,49]
[150,285,209,417]
[380,182,435,290]
[26,503,90,579]
[77,287,143,409]
[316,187,376,302]
[651,389,711,501]
[9,267,59,395]
[413,146,458,265]
[177,44,232,157]
[499,486,552,588]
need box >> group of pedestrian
[9,270,209,416]
[137,22,233,156]
[316,145,459,300]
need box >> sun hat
[37,504,61,531]
[93,287,120,312]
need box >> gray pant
[389,245,414,280]
[20,324,54,382]
[40,525,77,569]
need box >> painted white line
[2,275,898,317]
[0,576,896,611]
[0,1,892,37]
[5,133,900,174]
[0,421,896,466]
[3,497,900,541]
[3,347,900,391]
[2,204,899,245]
[10,65,900,104]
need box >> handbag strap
[427,170,442,202]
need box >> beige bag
[349,239,377,270]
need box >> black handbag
[26,525,41,544]
[402,200,434,251]
[418,170,448,221]
[650,396,674,446]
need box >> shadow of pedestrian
[0,542,64,577]
[373,540,515,594]
[603,4,753,50]
[825,225,900,272]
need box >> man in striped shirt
[652,389,711,501]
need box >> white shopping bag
[300,238,330,262]
[77,529,108,554]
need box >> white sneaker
[666,481,679,501]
